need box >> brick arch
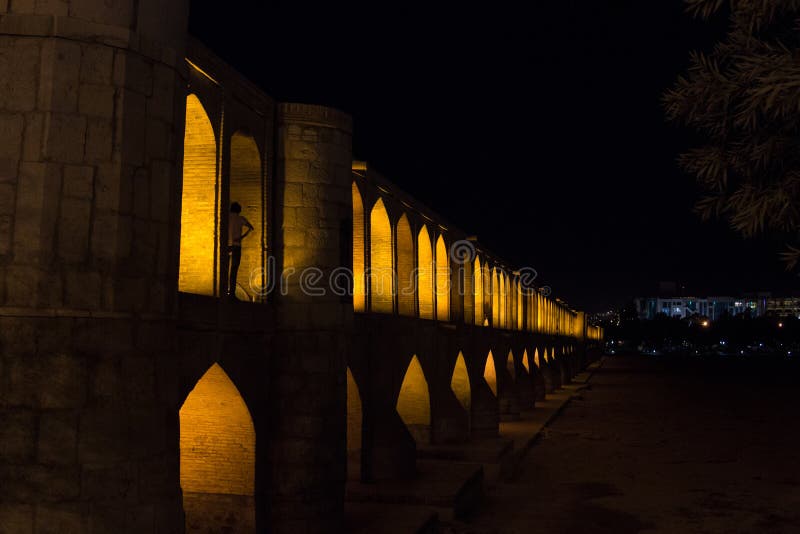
[179,93,218,297]
[229,130,264,301]
[417,225,434,319]
[396,213,415,317]
[483,350,498,397]
[396,355,431,445]
[346,366,363,481]
[180,362,256,533]
[352,182,366,312]
[435,234,450,321]
[450,351,471,416]
[369,197,393,313]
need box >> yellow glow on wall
[370,198,393,313]
[397,355,431,442]
[517,281,524,331]
[180,363,255,497]
[506,350,516,382]
[484,351,497,397]
[473,257,483,325]
[534,348,540,368]
[543,348,549,363]
[451,352,471,414]
[522,349,530,373]
[352,183,366,312]
[551,346,557,360]
[483,263,491,327]
[435,235,450,321]
[418,226,434,319]
[504,274,511,329]
[180,94,217,296]
[492,269,500,327]
[396,214,415,316]
[230,132,263,301]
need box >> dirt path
[447,355,800,533]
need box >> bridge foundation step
[345,460,483,521]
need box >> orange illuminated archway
[435,235,450,321]
[451,352,471,417]
[370,198,393,313]
[230,131,263,301]
[397,355,431,444]
[180,94,217,296]
[397,214,415,316]
[418,226,434,319]
[180,363,255,532]
[352,182,366,312]
[484,351,497,397]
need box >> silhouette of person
[227,201,254,299]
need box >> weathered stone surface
[37,411,78,466]
[0,504,34,534]
[0,37,40,112]
[0,410,37,462]
[38,39,81,113]
[78,84,115,119]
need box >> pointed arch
[506,350,516,382]
[522,349,530,373]
[417,225,434,319]
[180,94,217,296]
[435,235,450,321]
[370,198,393,313]
[180,363,255,531]
[397,356,431,443]
[551,346,557,361]
[396,214,415,316]
[492,268,500,327]
[473,256,483,325]
[483,262,491,326]
[484,351,497,397]
[543,348,549,363]
[534,348,541,368]
[451,352,471,414]
[230,131,264,301]
[352,182,366,312]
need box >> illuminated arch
[504,273,511,329]
[473,257,483,325]
[451,352,471,414]
[346,367,363,478]
[180,94,217,296]
[396,214,415,316]
[492,269,500,327]
[180,363,255,531]
[543,348,549,363]
[397,356,431,443]
[230,131,263,301]
[484,351,497,397]
[522,349,530,373]
[352,183,366,312]
[506,350,516,382]
[534,348,541,368]
[517,281,524,331]
[370,198,393,313]
[551,347,557,361]
[417,226,434,319]
[482,262,491,326]
[435,235,450,321]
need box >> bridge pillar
[0,1,190,532]
[269,103,353,533]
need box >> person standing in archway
[227,201,254,300]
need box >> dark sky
[189,1,797,312]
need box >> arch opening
[397,355,431,444]
[352,183,366,311]
[229,132,264,301]
[418,226,434,319]
[180,363,255,533]
[451,352,471,417]
[179,94,218,296]
[435,235,450,321]
[370,198,393,313]
[506,350,516,382]
[522,349,530,373]
[397,214,415,316]
[484,351,497,397]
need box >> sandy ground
[446,354,800,533]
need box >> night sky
[189,1,797,312]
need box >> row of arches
[353,180,581,336]
[179,90,268,301]
[346,344,576,452]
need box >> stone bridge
[0,3,603,533]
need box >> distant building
[634,294,768,321]
[766,297,800,318]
